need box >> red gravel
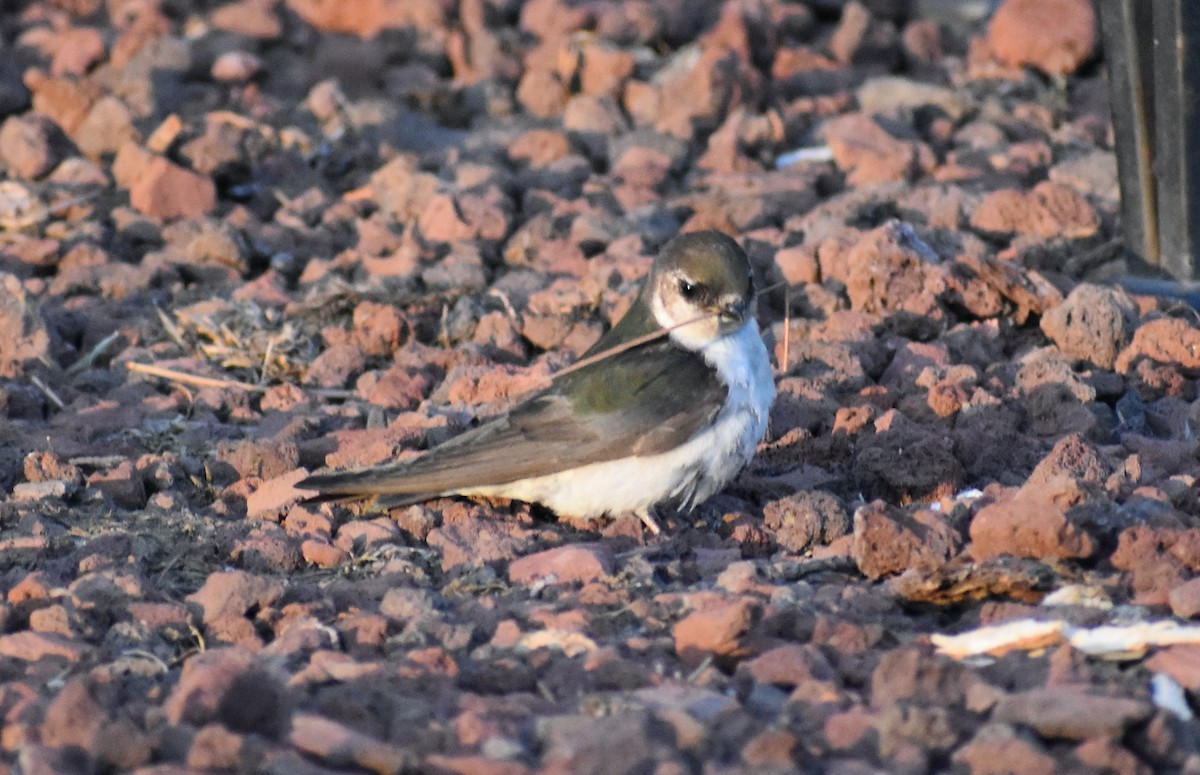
[2,0,1199,772]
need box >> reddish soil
[2,0,1200,773]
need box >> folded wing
[300,338,726,499]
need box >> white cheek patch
[651,282,720,350]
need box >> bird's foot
[633,507,662,536]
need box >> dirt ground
[3,0,1200,772]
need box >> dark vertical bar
[1098,0,1158,268]
[1152,0,1200,280]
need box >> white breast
[462,321,775,518]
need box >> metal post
[1100,0,1200,281]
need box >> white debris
[934,617,1200,661]
[1150,672,1194,721]
[775,146,835,168]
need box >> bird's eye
[678,279,700,299]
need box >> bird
[298,230,776,533]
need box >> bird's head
[648,231,756,350]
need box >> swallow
[299,230,776,533]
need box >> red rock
[824,705,876,751]
[953,723,1057,775]
[301,539,347,568]
[164,647,252,724]
[654,46,757,142]
[231,526,301,571]
[969,478,1097,562]
[87,460,146,509]
[379,586,438,625]
[0,114,68,180]
[516,69,568,118]
[772,245,819,286]
[772,44,839,84]
[290,713,415,772]
[261,383,308,412]
[697,0,764,63]
[335,611,389,651]
[843,223,944,316]
[416,192,476,244]
[829,1,898,67]
[992,688,1150,740]
[1169,577,1200,619]
[27,70,99,135]
[187,723,246,771]
[7,572,55,605]
[563,93,628,145]
[578,42,636,97]
[425,754,532,775]
[825,114,933,187]
[672,597,760,664]
[1115,317,1200,374]
[352,364,424,410]
[1015,346,1095,405]
[18,744,90,775]
[988,0,1097,76]
[517,0,591,39]
[1027,433,1115,487]
[852,502,960,580]
[350,301,408,357]
[508,544,614,586]
[110,141,154,188]
[28,604,72,637]
[508,128,571,167]
[870,646,972,708]
[217,438,302,481]
[1146,645,1200,690]
[334,518,401,553]
[763,490,851,553]
[741,729,798,768]
[303,342,366,388]
[40,677,103,749]
[1073,738,1146,775]
[427,517,538,572]
[319,422,431,470]
[521,313,576,351]
[0,276,50,377]
[879,340,950,390]
[170,647,291,739]
[903,20,943,64]
[128,601,190,629]
[537,712,655,775]
[185,570,285,645]
[285,0,444,37]
[0,630,87,662]
[210,0,283,37]
[115,145,217,220]
[246,468,309,519]
[49,27,106,77]
[970,182,1099,240]
[74,95,140,160]
[739,643,838,690]
[612,144,673,190]
[1110,525,1200,605]
[1040,283,1137,370]
[95,717,154,770]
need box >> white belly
[461,322,775,518]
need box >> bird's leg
[633,507,662,535]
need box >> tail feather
[299,463,423,496]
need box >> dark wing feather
[300,338,725,499]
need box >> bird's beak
[719,299,749,324]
